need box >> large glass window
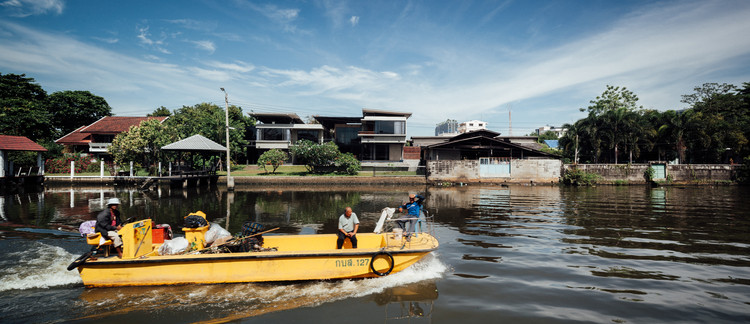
[374,121,405,134]
[260,128,287,141]
[296,130,319,143]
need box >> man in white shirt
[337,207,359,249]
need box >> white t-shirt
[338,213,360,232]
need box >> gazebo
[0,135,48,190]
[161,135,226,182]
[0,135,47,177]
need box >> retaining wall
[563,164,738,183]
[426,159,561,183]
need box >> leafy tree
[165,103,253,164]
[334,152,361,175]
[0,73,51,141]
[537,130,559,142]
[257,149,288,174]
[108,119,177,175]
[149,106,172,117]
[47,90,112,137]
[290,140,340,172]
[580,85,642,116]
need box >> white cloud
[262,65,400,98]
[205,60,255,73]
[350,16,359,27]
[92,36,118,44]
[136,25,171,54]
[1,0,63,17]
[190,40,215,54]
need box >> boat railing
[382,209,436,248]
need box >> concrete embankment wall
[426,159,561,184]
[44,175,428,186]
[563,164,738,184]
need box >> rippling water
[1,184,748,323]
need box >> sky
[1,0,750,137]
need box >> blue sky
[2,0,750,136]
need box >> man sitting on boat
[337,207,359,249]
[95,198,124,258]
[397,193,425,241]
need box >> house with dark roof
[421,129,561,183]
[315,108,411,162]
[55,116,168,156]
[248,113,324,162]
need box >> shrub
[561,168,600,186]
[290,140,341,173]
[644,166,655,182]
[334,152,361,175]
[257,149,288,174]
[45,154,95,174]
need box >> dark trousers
[337,231,357,249]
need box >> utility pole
[220,88,234,191]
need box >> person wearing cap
[337,207,359,249]
[397,193,425,240]
[95,198,124,258]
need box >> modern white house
[250,113,324,153]
[315,108,411,161]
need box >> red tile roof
[81,116,168,133]
[55,126,91,145]
[0,135,48,151]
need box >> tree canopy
[47,90,112,137]
[561,83,750,164]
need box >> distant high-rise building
[435,119,459,136]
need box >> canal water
[0,184,749,323]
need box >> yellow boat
[71,216,439,288]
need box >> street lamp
[220,88,234,190]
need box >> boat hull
[77,233,438,287]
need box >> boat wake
[0,242,83,292]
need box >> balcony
[89,143,111,153]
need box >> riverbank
[44,175,429,186]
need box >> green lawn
[46,165,419,177]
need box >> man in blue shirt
[397,193,424,240]
[337,207,359,249]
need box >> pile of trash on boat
[158,211,277,256]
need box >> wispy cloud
[205,60,255,73]
[136,25,171,54]
[92,36,118,44]
[349,16,359,27]
[0,0,63,17]
[189,40,215,54]
[165,18,217,31]
[262,65,400,100]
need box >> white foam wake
[0,242,83,292]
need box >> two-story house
[249,113,324,160]
[315,108,411,162]
[55,116,168,157]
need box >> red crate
[152,228,165,243]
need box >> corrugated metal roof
[161,134,226,152]
[0,135,48,151]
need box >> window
[469,123,474,126]
[374,121,405,134]
[260,128,287,141]
[296,130,318,143]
